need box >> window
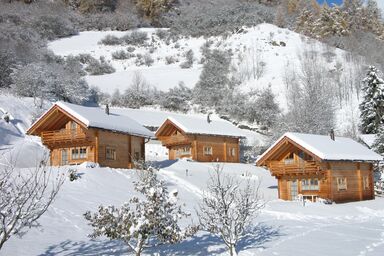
[79,148,87,159]
[204,146,212,155]
[71,148,79,159]
[284,152,294,164]
[301,178,319,191]
[337,177,347,191]
[71,147,87,160]
[70,121,77,131]
[106,147,116,160]
[363,176,370,190]
[229,148,236,157]
[176,146,191,156]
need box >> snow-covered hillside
[48,23,361,134]
[1,160,384,256]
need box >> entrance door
[290,179,298,200]
[61,149,69,165]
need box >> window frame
[301,178,319,191]
[204,146,213,156]
[337,177,347,191]
[71,148,79,160]
[106,147,116,160]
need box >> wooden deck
[41,129,87,146]
[268,160,322,177]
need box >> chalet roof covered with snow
[258,132,383,163]
[157,115,246,138]
[28,102,154,138]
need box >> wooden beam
[95,130,99,164]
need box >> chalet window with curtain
[301,178,319,191]
[106,147,116,160]
[204,146,213,155]
[229,148,236,157]
[71,148,79,159]
[337,177,347,191]
[70,121,77,131]
[363,176,370,190]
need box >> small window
[284,152,294,164]
[337,177,347,191]
[301,178,319,191]
[70,121,77,131]
[179,146,191,156]
[106,147,116,160]
[204,146,212,155]
[79,148,87,159]
[230,148,236,157]
[363,176,370,190]
[71,148,79,160]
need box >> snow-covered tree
[373,125,384,154]
[198,164,264,256]
[84,167,197,256]
[0,159,65,250]
[122,72,157,108]
[250,86,280,129]
[193,49,231,108]
[160,82,192,113]
[359,66,384,134]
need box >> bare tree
[198,164,264,256]
[0,159,65,250]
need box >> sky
[317,0,384,10]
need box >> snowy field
[1,154,384,256]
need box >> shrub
[127,46,136,52]
[165,55,177,65]
[156,28,170,40]
[122,31,148,45]
[85,56,115,75]
[143,53,154,66]
[99,34,122,45]
[32,15,77,40]
[111,50,131,60]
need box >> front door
[290,179,298,200]
[61,149,69,165]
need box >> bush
[180,49,194,69]
[111,50,131,60]
[127,46,136,52]
[122,31,148,45]
[99,34,122,45]
[85,56,115,75]
[156,28,170,40]
[143,53,154,66]
[165,55,177,65]
[32,15,77,40]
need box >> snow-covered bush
[180,49,194,69]
[143,53,154,66]
[198,164,264,256]
[84,166,197,256]
[165,55,177,65]
[99,34,122,45]
[68,169,81,182]
[155,28,170,40]
[111,50,132,60]
[160,83,192,113]
[32,14,77,40]
[85,56,115,75]
[127,46,136,52]
[122,31,148,45]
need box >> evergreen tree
[373,125,384,154]
[359,66,384,134]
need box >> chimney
[330,129,335,141]
[105,104,110,115]
[207,113,212,124]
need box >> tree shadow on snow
[39,239,129,256]
[237,223,283,251]
[151,159,178,169]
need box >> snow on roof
[359,134,377,148]
[165,115,246,138]
[56,102,154,138]
[260,132,383,162]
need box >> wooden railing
[268,160,321,176]
[41,129,87,145]
[160,134,190,146]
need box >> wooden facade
[156,119,240,162]
[27,104,147,168]
[256,135,377,203]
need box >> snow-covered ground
[1,158,384,256]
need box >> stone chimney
[105,104,110,115]
[330,129,335,141]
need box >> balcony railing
[41,129,87,146]
[268,160,322,176]
[160,134,190,146]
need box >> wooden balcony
[41,129,88,147]
[268,160,323,177]
[159,134,190,147]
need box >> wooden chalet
[155,115,244,162]
[256,132,382,203]
[27,102,154,168]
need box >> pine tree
[373,125,384,154]
[359,66,384,134]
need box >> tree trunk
[229,245,238,256]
